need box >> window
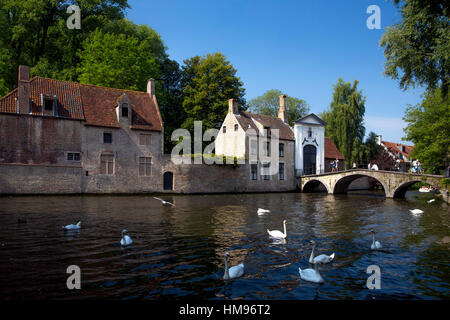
[44,98,53,111]
[121,106,129,118]
[223,126,226,133]
[250,139,257,155]
[251,164,258,180]
[279,163,285,180]
[308,127,312,138]
[103,132,112,144]
[67,152,81,161]
[234,124,238,131]
[139,157,152,176]
[262,163,270,180]
[279,143,284,157]
[266,142,270,156]
[264,126,271,138]
[100,154,114,175]
[139,133,151,145]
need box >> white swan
[409,209,424,215]
[223,252,244,280]
[267,220,288,239]
[257,208,270,215]
[308,240,335,264]
[154,197,175,206]
[427,199,435,203]
[370,229,382,250]
[63,221,81,230]
[299,262,324,283]
[120,229,133,246]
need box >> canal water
[0,191,448,300]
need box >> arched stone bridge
[300,169,444,198]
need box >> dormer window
[44,98,53,111]
[122,103,129,117]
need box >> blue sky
[127,0,424,144]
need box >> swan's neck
[372,233,376,245]
[224,256,229,279]
[309,245,316,263]
[314,263,321,276]
[283,223,287,237]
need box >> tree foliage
[77,29,161,91]
[403,88,450,173]
[0,0,129,95]
[322,78,366,168]
[247,89,310,126]
[180,52,246,134]
[380,0,450,95]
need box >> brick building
[0,65,165,194]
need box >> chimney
[376,135,382,145]
[278,94,287,123]
[18,65,30,114]
[228,98,239,115]
[147,78,155,96]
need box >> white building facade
[293,114,326,175]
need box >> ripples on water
[0,191,448,300]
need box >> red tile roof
[236,111,295,141]
[381,140,413,162]
[0,77,162,131]
[324,138,344,160]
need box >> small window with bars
[103,132,112,144]
[279,163,285,180]
[262,163,270,180]
[139,157,152,176]
[251,164,258,180]
[67,152,81,161]
[279,143,284,157]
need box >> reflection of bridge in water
[300,169,444,198]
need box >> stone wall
[0,113,83,165]
[161,156,296,194]
[0,163,82,194]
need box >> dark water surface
[0,191,448,300]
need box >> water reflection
[0,191,448,300]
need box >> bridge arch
[392,180,422,198]
[303,179,330,193]
[333,173,387,196]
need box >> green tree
[77,29,161,91]
[380,0,450,95]
[403,88,450,173]
[322,78,366,168]
[180,52,246,134]
[0,0,129,93]
[247,89,310,126]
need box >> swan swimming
[409,209,424,215]
[257,208,270,215]
[120,229,133,246]
[427,199,435,203]
[299,262,324,283]
[308,240,335,264]
[154,197,175,206]
[370,229,382,250]
[267,220,288,239]
[63,221,81,230]
[223,252,244,280]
